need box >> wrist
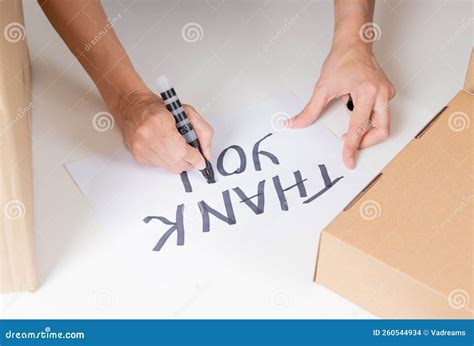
[95,66,147,117]
[331,33,373,56]
[332,0,375,52]
[332,27,373,51]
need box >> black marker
[346,94,354,111]
[157,75,215,184]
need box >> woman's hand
[290,0,395,169]
[290,42,395,169]
[116,89,213,174]
[38,1,213,174]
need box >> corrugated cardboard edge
[314,50,474,319]
[463,48,474,95]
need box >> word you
[143,133,343,251]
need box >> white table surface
[2,0,472,318]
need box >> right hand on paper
[289,43,396,169]
[115,89,213,174]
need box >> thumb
[183,104,214,160]
[289,87,332,128]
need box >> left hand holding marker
[116,88,213,174]
[289,43,396,169]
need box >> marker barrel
[157,75,215,183]
[159,87,198,144]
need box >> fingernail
[349,157,355,169]
[197,161,206,170]
[341,134,347,142]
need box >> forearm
[38,0,146,113]
[332,0,375,50]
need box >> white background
[63,95,375,319]
[1,0,472,318]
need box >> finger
[357,128,388,149]
[174,161,193,174]
[183,145,206,170]
[166,155,193,174]
[132,145,157,166]
[130,138,158,166]
[341,94,390,148]
[289,87,334,128]
[132,154,152,166]
[342,94,350,105]
[183,104,214,160]
[162,132,194,173]
[145,112,193,173]
[137,144,171,169]
[358,94,390,149]
[343,86,376,169]
[147,139,189,173]
[389,85,396,100]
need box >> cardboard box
[314,50,473,318]
[0,0,37,293]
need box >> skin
[39,0,394,173]
[290,0,396,169]
[39,0,212,173]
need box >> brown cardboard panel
[463,49,474,94]
[316,232,472,318]
[315,89,473,318]
[0,0,37,293]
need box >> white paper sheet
[59,93,373,317]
